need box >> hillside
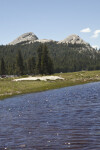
[0,33,100,74]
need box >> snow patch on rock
[13,76,64,81]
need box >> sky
[0,0,100,49]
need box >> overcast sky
[0,0,100,49]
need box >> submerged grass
[0,70,100,100]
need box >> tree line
[0,41,100,74]
[0,44,54,76]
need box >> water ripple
[0,82,100,149]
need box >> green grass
[0,70,100,100]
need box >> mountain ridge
[8,32,92,49]
[0,32,100,74]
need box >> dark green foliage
[0,58,6,75]
[16,50,24,75]
[41,45,49,74]
[47,57,54,74]
[37,44,54,75]
[0,42,100,75]
[36,45,42,74]
[27,56,36,74]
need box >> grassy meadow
[0,70,100,100]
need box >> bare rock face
[58,34,89,45]
[9,32,38,45]
[34,39,55,43]
[8,33,93,51]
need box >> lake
[0,82,100,149]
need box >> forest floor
[0,70,100,100]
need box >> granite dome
[58,34,89,45]
[9,32,38,45]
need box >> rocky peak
[58,34,89,45]
[9,32,38,45]
[8,33,91,48]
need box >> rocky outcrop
[8,33,93,51]
[9,32,38,45]
[57,34,95,51]
[34,39,56,43]
[58,34,89,45]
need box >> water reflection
[0,82,100,149]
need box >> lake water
[0,82,100,149]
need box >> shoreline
[0,70,100,100]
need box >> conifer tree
[31,56,36,74]
[41,45,48,74]
[48,57,54,74]
[16,50,24,75]
[37,44,54,75]
[36,45,42,74]
[28,57,36,74]
[0,58,6,75]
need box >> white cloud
[80,28,91,33]
[92,30,100,38]
[92,45,99,50]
